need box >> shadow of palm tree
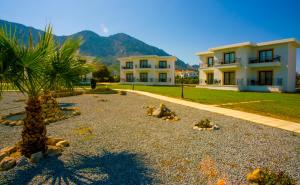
[6,150,157,185]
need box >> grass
[105,83,300,123]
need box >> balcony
[120,78,172,83]
[121,66,134,70]
[135,64,152,69]
[214,58,241,70]
[155,65,171,69]
[248,55,281,68]
[199,63,214,69]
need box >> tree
[45,38,92,91]
[0,26,92,157]
[0,26,54,157]
[92,60,111,82]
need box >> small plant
[246,168,296,185]
[195,119,213,128]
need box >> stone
[56,140,70,148]
[152,107,162,117]
[213,125,220,130]
[47,146,63,157]
[0,152,9,161]
[46,137,64,146]
[1,146,17,155]
[16,156,29,167]
[15,120,24,126]
[0,157,16,171]
[30,152,43,163]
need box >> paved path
[116,89,300,133]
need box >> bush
[247,168,296,185]
[194,119,213,128]
[90,78,97,89]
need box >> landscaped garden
[105,84,300,123]
[0,25,299,184]
[0,92,299,184]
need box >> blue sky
[0,0,299,70]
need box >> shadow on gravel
[5,150,157,185]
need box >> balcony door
[259,50,273,63]
[126,61,133,69]
[223,72,236,85]
[159,73,167,82]
[258,71,273,85]
[159,61,167,68]
[140,73,148,82]
[207,57,214,67]
[140,60,149,68]
[207,73,214,84]
[126,73,134,82]
[224,52,235,64]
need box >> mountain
[0,19,189,72]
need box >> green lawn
[105,83,300,123]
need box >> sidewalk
[116,89,300,133]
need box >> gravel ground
[0,92,299,185]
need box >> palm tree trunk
[21,96,47,157]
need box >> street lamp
[132,77,135,90]
[180,73,184,99]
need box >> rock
[16,156,29,167]
[15,120,24,126]
[30,151,43,163]
[0,152,9,161]
[213,125,220,130]
[118,91,127,95]
[1,146,17,155]
[47,146,63,157]
[46,137,64,146]
[56,140,70,148]
[152,107,162,117]
[173,116,180,121]
[0,157,16,171]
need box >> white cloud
[100,24,109,35]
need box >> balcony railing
[120,78,172,83]
[215,58,241,65]
[135,64,152,69]
[200,63,214,68]
[155,65,171,69]
[122,66,134,69]
[247,78,283,86]
[248,55,281,64]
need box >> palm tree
[45,38,92,91]
[0,26,55,157]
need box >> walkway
[116,89,300,133]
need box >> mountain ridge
[0,19,194,71]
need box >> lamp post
[180,74,184,99]
[132,77,135,90]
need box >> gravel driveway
[0,92,299,185]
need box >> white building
[119,55,176,85]
[196,38,300,92]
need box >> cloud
[100,24,109,34]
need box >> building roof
[196,38,300,56]
[118,55,177,61]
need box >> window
[140,73,148,82]
[125,61,133,69]
[207,73,214,84]
[207,57,214,67]
[126,73,134,82]
[159,61,167,68]
[259,71,273,85]
[159,73,167,82]
[224,52,235,64]
[140,60,149,68]
[224,72,236,85]
[259,49,273,62]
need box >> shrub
[195,119,213,128]
[246,168,296,185]
[90,78,97,89]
